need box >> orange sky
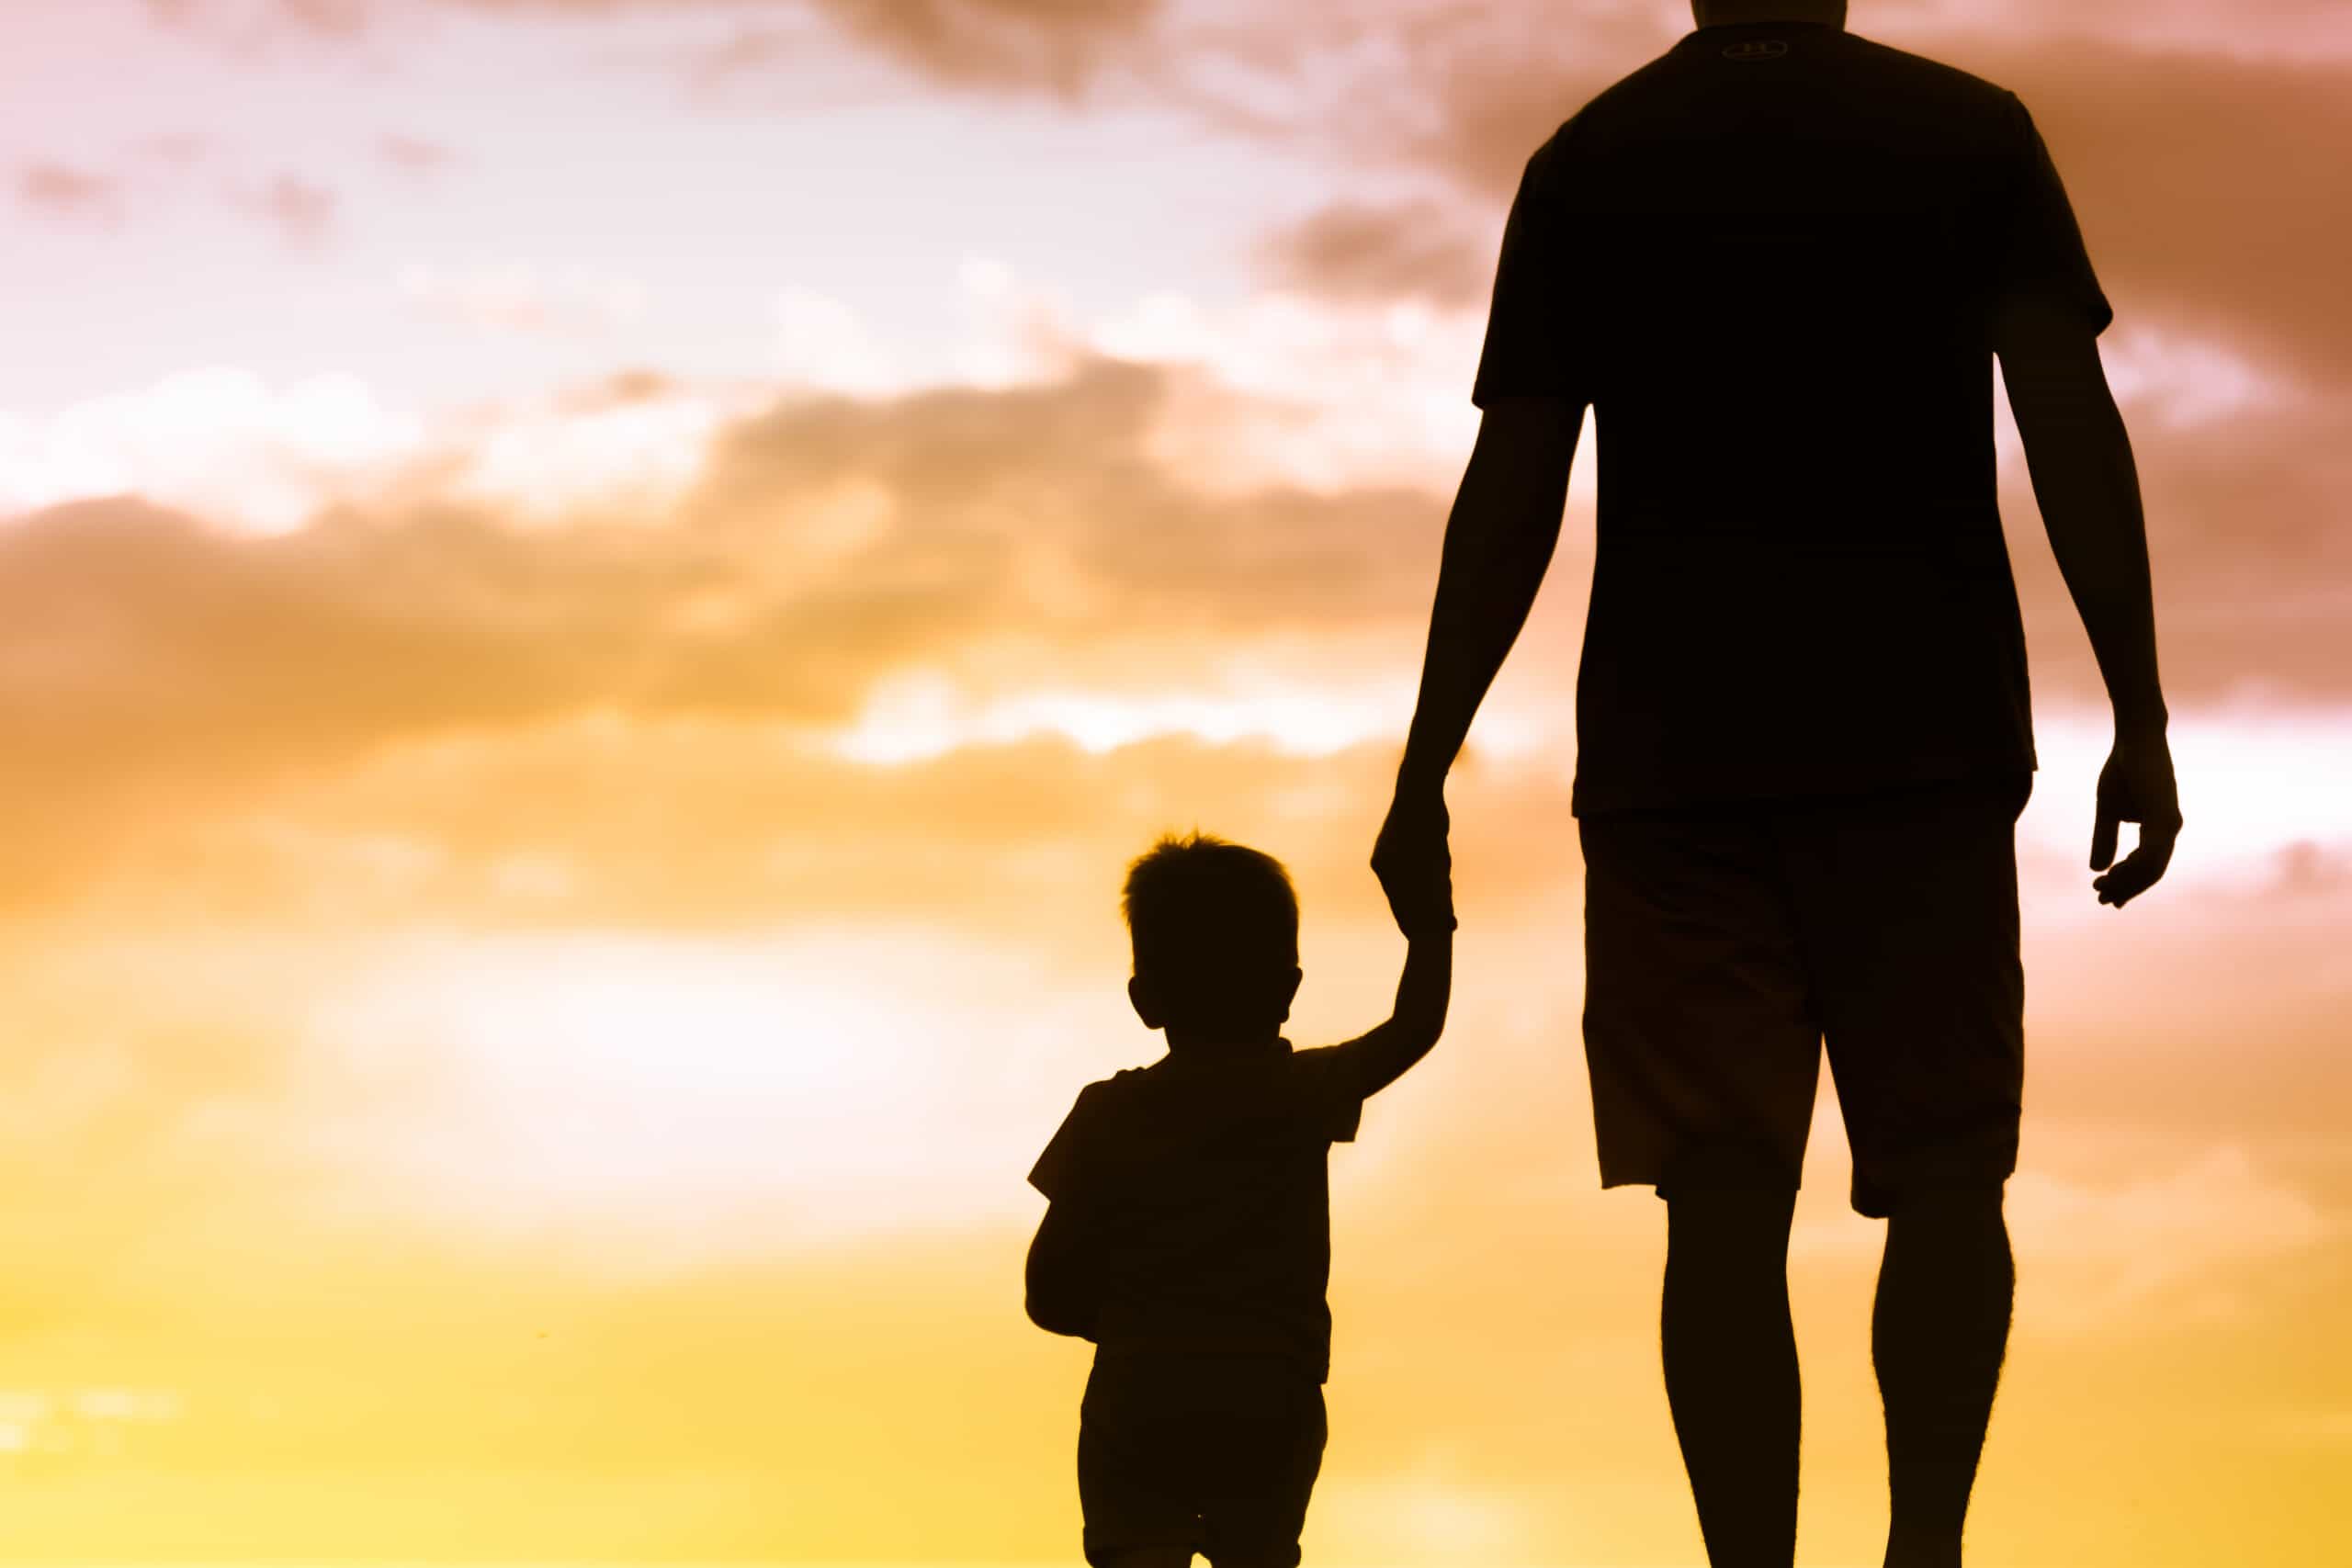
[2,1,2349,1563]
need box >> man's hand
[2090,728,2181,908]
[1374,779,1457,936]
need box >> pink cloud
[229,171,338,244]
[379,131,459,172]
[1252,197,1491,309]
[17,163,124,222]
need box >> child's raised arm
[1328,927,1453,1100]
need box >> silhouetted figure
[1371,4,2181,1566]
[1027,831,1453,1567]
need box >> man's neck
[1693,4,1845,28]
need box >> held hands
[1373,778,1458,937]
[2091,728,2182,908]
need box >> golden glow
[1,1,2347,1563]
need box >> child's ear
[1277,964,1303,1021]
[1127,974,1165,1030]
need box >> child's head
[1121,830,1303,1040]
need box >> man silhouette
[1372,4,2181,1567]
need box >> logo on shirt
[1724,39,1790,62]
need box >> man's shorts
[1077,1353,1327,1568]
[1578,773,2031,1219]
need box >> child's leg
[1080,1360,1204,1568]
[1194,1362,1327,1568]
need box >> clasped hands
[1372,776,1458,938]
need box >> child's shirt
[1028,1037,1364,1383]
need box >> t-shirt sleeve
[1989,95,2113,335]
[1471,138,1590,409]
[1027,1082,1102,1201]
[1284,1047,1365,1145]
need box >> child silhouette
[1026,830,1453,1567]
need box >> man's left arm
[1374,137,1589,928]
[1396,399,1582,793]
[1374,399,1581,925]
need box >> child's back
[1031,1037,1363,1381]
[1026,831,1453,1567]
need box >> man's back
[1474,20,2113,815]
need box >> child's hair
[1122,831,1299,1015]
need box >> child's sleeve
[1285,1047,1366,1145]
[1028,1082,1103,1201]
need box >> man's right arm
[1996,297,2182,904]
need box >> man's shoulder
[1564,29,2020,139]
[1838,32,2024,124]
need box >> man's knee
[1882,1177,2007,1227]
[1660,1144,1801,1215]
[1663,1156,1799,1277]
[1857,1126,2016,1219]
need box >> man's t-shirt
[1028,1040,1365,1383]
[1473,20,2112,816]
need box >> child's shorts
[1578,772,2031,1218]
[1077,1352,1327,1568]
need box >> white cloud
[1877,0,2352,62]
[925,254,1587,500]
[827,665,1562,767]
[1995,323,2295,479]
[444,382,739,524]
[2096,323,2294,431]
[1088,285,1498,498]
[0,367,425,535]
[0,360,764,535]
[2024,706,2352,900]
[831,668,1416,763]
[775,285,902,395]
[778,254,1511,496]
[398,261,648,336]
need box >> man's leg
[1873,1184,2013,1568]
[1662,1180,1802,1568]
[1777,779,2030,1568]
[1581,804,1819,1568]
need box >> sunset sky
[2,1,2349,1562]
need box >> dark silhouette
[1027,831,1453,1567]
[1372,4,2180,1567]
